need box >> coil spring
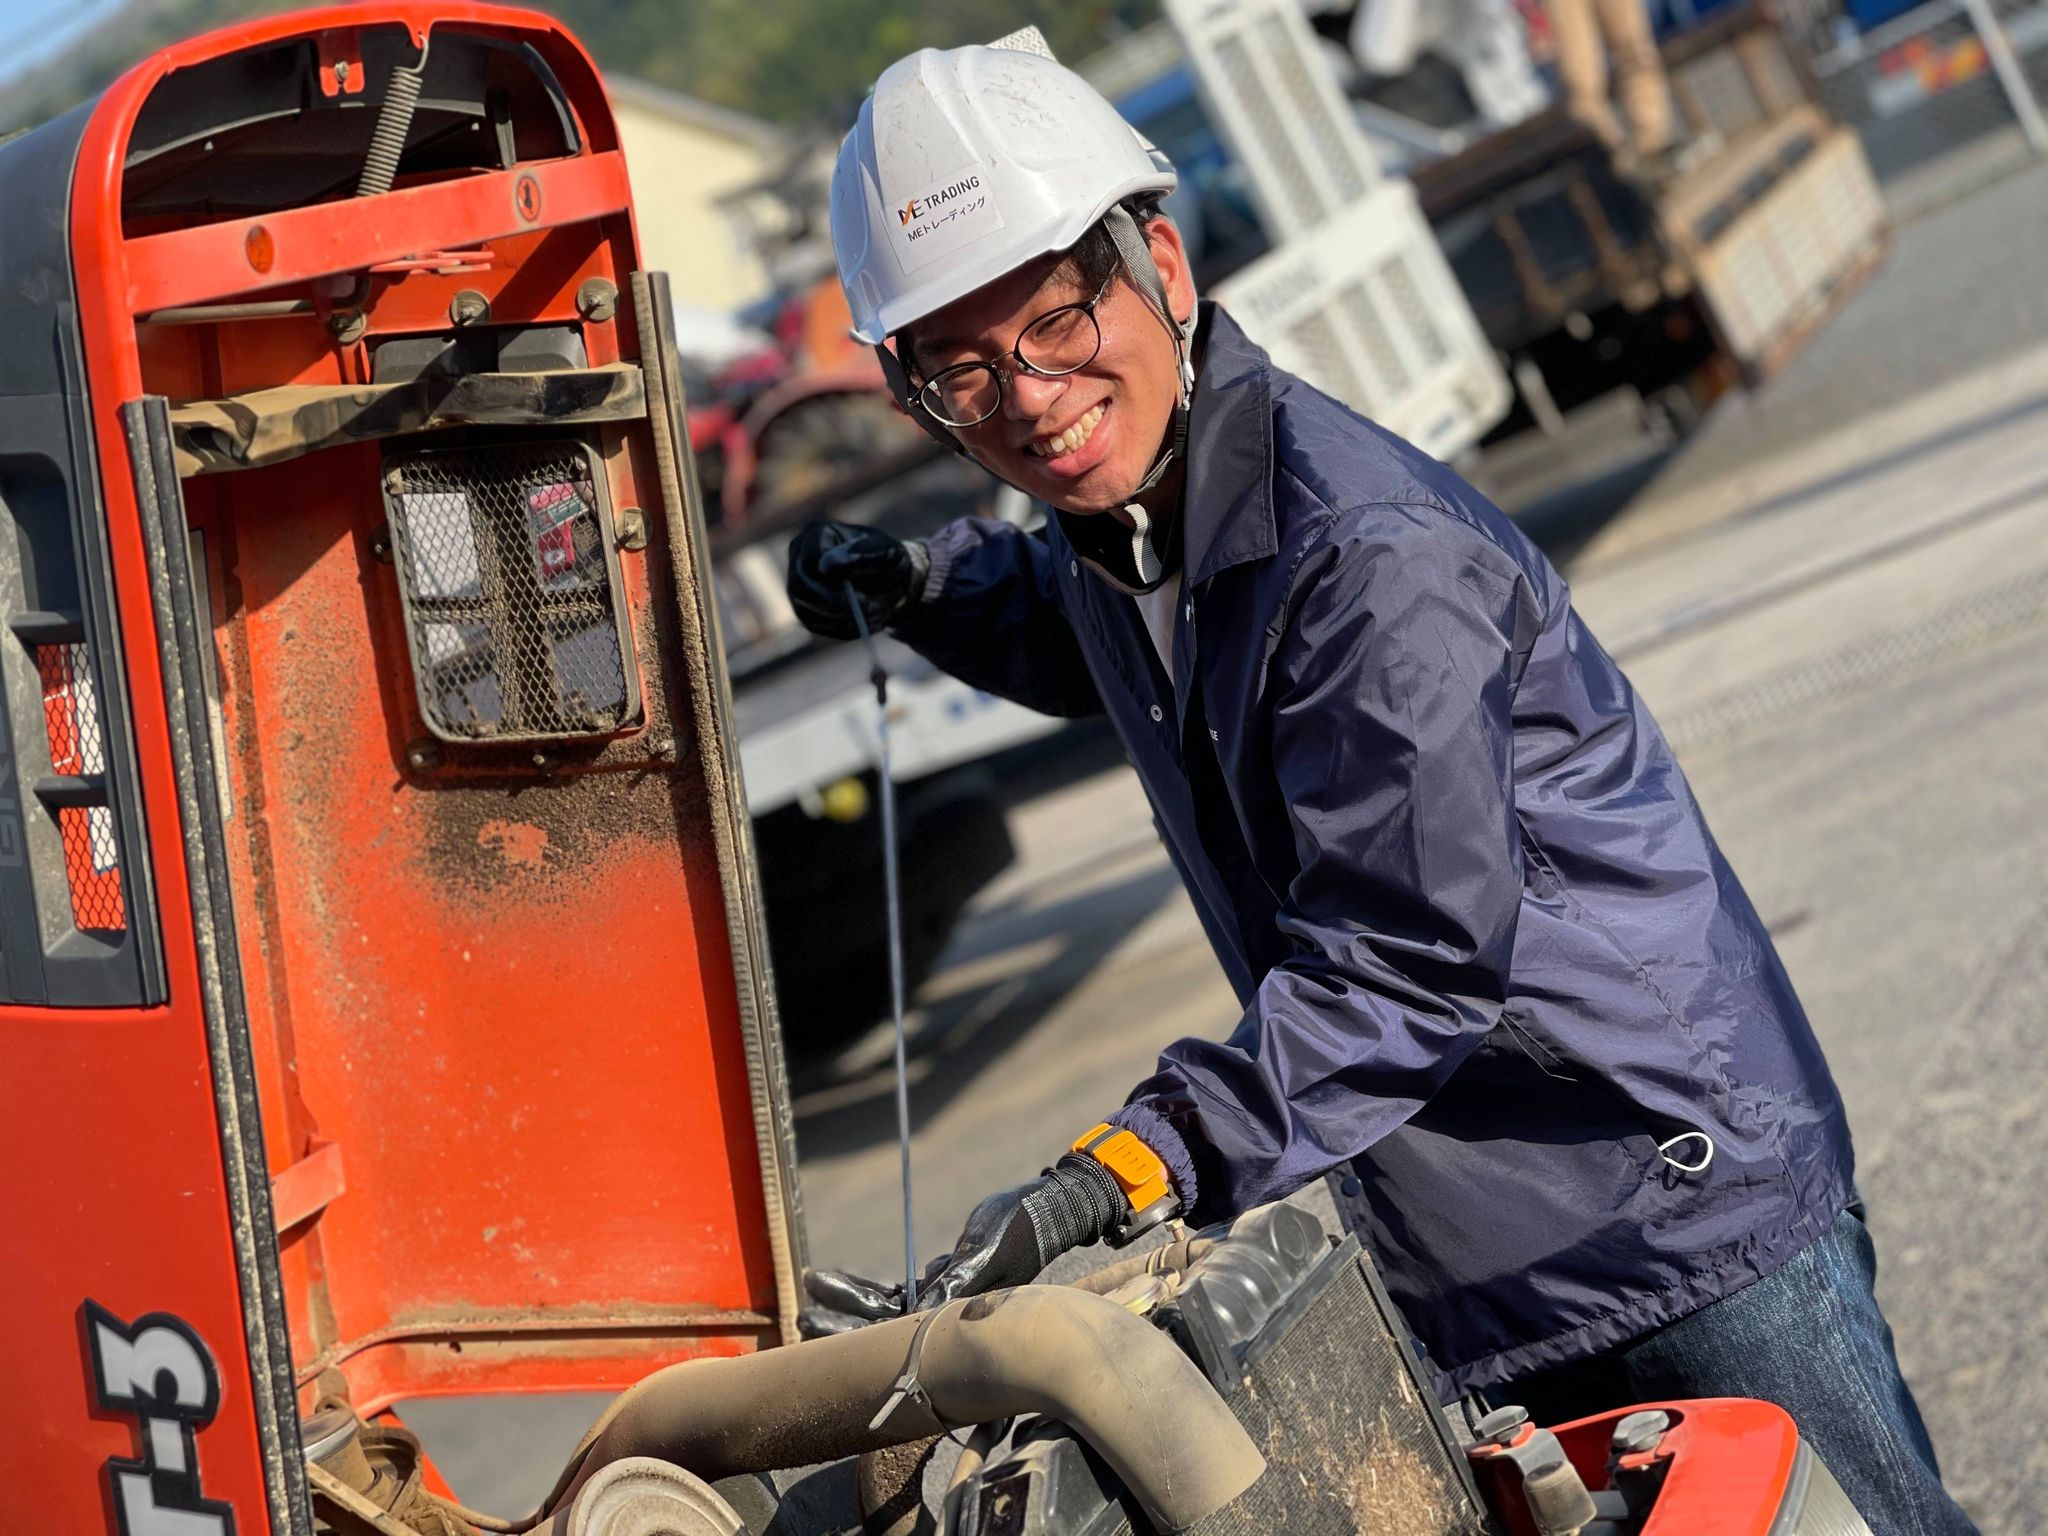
[355,63,426,199]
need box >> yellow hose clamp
[1071,1123,1180,1245]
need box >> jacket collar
[1054,301,1277,591]
[1181,300,1278,587]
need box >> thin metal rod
[846,589,918,1312]
[142,301,315,325]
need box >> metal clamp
[868,1306,945,1437]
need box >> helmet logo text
[891,166,1006,275]
[900,175,982,225]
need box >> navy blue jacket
[891,304,1853,1391]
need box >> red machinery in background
[686,275,925,529]
[0,8,1872,1534]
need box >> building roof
[605,75,789,152]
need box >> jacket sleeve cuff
[1108,1102,1199,1214]
[907,520,972,612]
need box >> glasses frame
[910,272,1119,429]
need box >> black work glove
[800,1155,1125,1331]
[786,521,930,641]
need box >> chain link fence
[1778,0,2048,217]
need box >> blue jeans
[1500,1201,1977,1536]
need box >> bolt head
[576,277,618,323]
[449,289,490,326]
[615,507,647,551]
[1475,1405,1531,1446]
[405,740,440,771]
[1610,1410,1672,1456]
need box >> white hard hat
[830,36,1178,344]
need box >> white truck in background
[1155,0,1515,462]
[1128,0,1888,487]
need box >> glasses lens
[923,365,1000,427]
[1018,304,1101,376]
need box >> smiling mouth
[1025,402,1106,459]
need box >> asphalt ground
[405,165,2048,1529]
[1562,155,2048,569]
[779,364,2048,1531]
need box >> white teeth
[1031,402,1105,458]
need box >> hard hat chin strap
[1100,204,1195,503]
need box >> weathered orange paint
[9,9,793,1533]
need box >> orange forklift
[0,8,1871,1535]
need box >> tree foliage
[1,0,1157,135]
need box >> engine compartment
[303,1202,1490,1536]
[941,1203,1487,1536]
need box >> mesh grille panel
[1381,255,1451,368]
[1341,280,1412,397]
[1216,33,1327,228]
[37,642,126,933]
[385,442,637,743]
[1256,12,1365,212]
[1287,311,1369,411]
[1676,48,1767,140]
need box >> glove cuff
[868,539,930,631]
[1020,1155,1124,1261]
[904,538,933,605]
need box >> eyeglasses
[911,274,1118,429]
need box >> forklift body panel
[0,10,801,1534]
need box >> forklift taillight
[36,642,127,933]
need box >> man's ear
[1143,217,1197,328]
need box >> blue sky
[0,0,131,87]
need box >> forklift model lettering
[85,1303,234,1536]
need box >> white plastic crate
[1163,0,1384,240]
[1685,123,1886,371]
[1215,180,1514,462]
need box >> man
[790,37,1972,1534]
[1546,0,1675,160]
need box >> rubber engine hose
[551,1286,1264,1534]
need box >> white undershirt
[1131,572,1183,688]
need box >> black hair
[897,192,1170,383]
[1059,191,1170,294]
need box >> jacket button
[1069,559,1078,577]
[1185,599,1194,621]
[1149,704,1164,722]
